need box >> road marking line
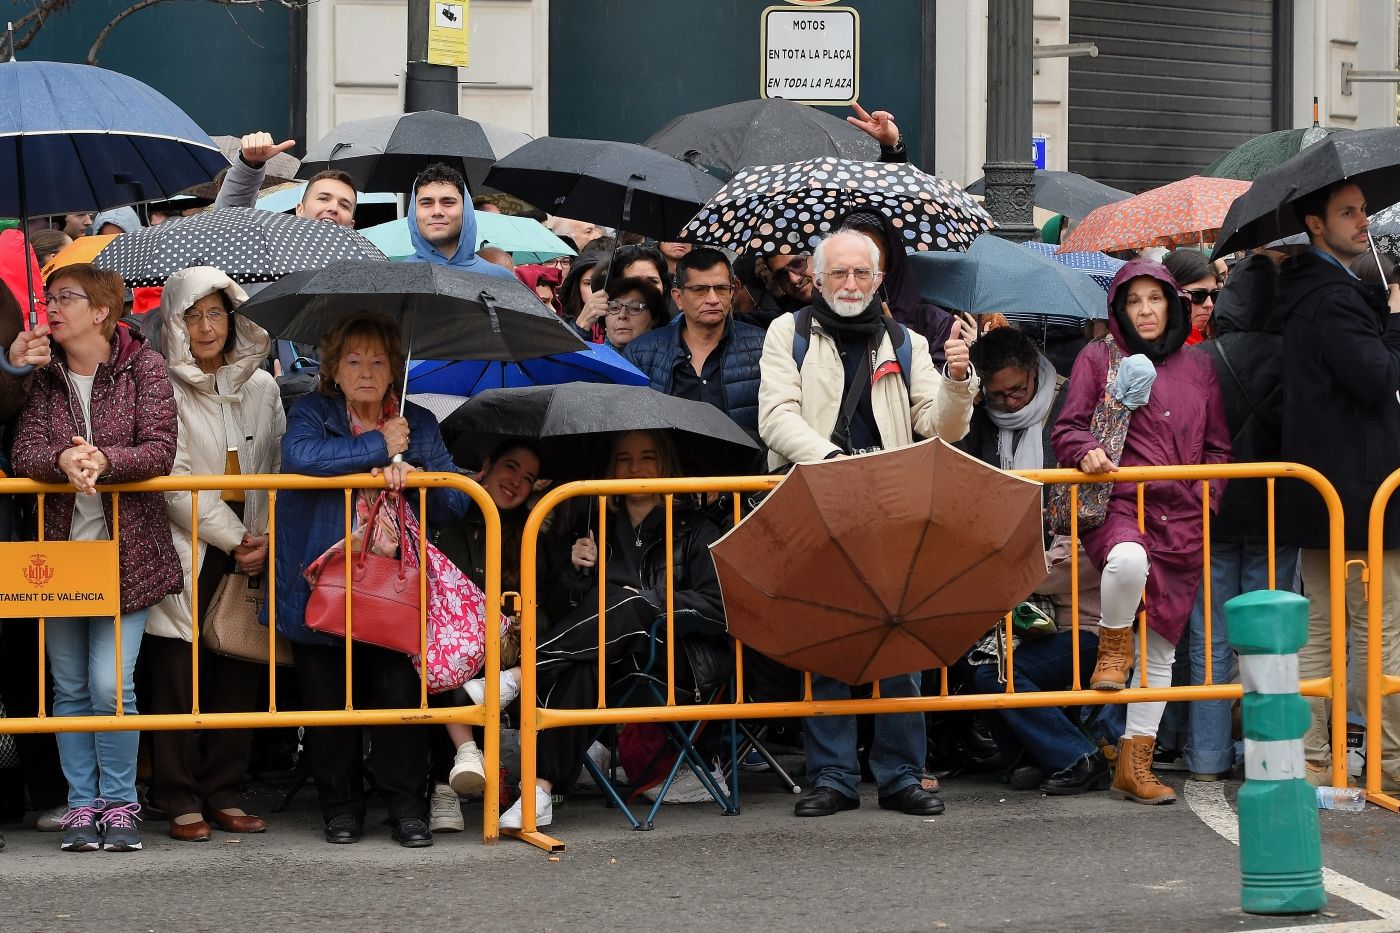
[1185,781,1400,931]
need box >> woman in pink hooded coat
[1052,258,1231,805]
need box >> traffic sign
[761,5,859,106]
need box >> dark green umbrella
[1203,126,1350,181]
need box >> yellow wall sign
[0,541,119,618]
[428,1,469,68]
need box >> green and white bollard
[1226,589,1326,916]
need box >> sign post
[428,0,469,68]
[760,5,859,106]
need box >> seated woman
[144,267,284,841]
[600,277,668,352]
[422,438,542,833]
[498,430,727,830]
[272,312,469,848]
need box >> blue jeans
[967,631,1099,773]
[805,672,924,799]
[47,609,148,808]
[1184,542,1300,775]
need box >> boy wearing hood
[405,162,515,280]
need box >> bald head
[478,245,515,271]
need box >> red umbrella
[710,439,1047,684]
[1058,175,1250,254]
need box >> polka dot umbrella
[678,157,994,256]
[90,207,386,286]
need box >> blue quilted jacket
[265,391,470,644]
[623,317,765,430]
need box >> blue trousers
[805,672,924,799]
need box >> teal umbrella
[1203,126,1350,181]
[360,212,576,264]
[910,233,1107,320]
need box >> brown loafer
[205,810,267,834]
[170,819,212,842]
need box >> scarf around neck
[811,290,884,336]
[985,354,1058,471]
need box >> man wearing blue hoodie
[405,162,515,280]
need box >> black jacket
[1278,249,1400,550]
[1198,254,1286,543]
[958,372,1068,471]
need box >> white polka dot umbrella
[679,157,994,255]
[91,207,387,286]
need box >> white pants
[1098,542,1175,739]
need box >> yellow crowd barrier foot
[500,827,566,852]
[1364,791,1400,813]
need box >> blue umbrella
[911,233,1108,320]
[0,61,227,217]
[406,341,647,397]
[1023,241,1125,293]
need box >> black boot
[1040,750,1110,796]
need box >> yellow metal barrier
[0,472,505,844]
[1365,470,1400,812]
[513,462,1349,850]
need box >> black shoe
[390,817,433,848]
[1008,763,1046,790]
[323,814,363,845]
[794,786,859,817]
[1041,751,1111,796]
[877,784,946,816]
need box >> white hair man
[756,228,978,819]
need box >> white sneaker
[448,740,486,797]
[429,783,464,833]
[466,670,521,707]
[36,805,69,832]
[574,741,620,790]
[499,786,552,830]
[640,761,725,804]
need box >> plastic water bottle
[1316,786,1366,811]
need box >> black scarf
[1110,289,1191,364]
[811,290,884,336]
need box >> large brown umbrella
[710,439,1047,684]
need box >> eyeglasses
[778,257,809,279]
[819,268,879,284]
[45,289,89,308]
[680,283,734,297]
[183,310,230,326]
[606,300,649,317]
[543,256,571,269]
[1183,288,1221,305]
[985,380,1033,405]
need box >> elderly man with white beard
[756,229,979,818]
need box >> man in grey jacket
[215,132,358,228]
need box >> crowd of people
[1,106,1395,856]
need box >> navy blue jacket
[623,316,765,430]
[266,391,470,644]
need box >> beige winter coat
[146,267,286,642]
[758,312,979,469]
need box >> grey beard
[826,292,869,317]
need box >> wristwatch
[880,135,907,160]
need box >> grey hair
[812,230,881,279]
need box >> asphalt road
[5,768,1400,933]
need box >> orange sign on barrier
[0,541,119,617]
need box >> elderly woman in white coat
[143,267,285,842]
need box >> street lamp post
[982,0,1037,243]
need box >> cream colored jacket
[758,312,979,469]
[146,267,286,642]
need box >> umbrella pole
[392,325,413,464]
[1368,230,1390,288]
[2,138,37,377]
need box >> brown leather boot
[1110,735,1177,805]
[1090,625,1134,690]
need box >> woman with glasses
[600,277,668,351]
[13,264,182,852]
[573,245,673,342]
[142,267,285,842]
[1164,250,1221,346]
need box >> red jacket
[12,326,182,613]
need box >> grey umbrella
[964,170,1131,221]
[442,383,761,480]
[911,233,1108,319]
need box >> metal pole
[405,0,458,114]
[982,0,1037,243]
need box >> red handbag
[303,493,425,654]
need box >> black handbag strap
[1214,339,1262,426]
[830,338,874,455]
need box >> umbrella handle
[0,357,33,377]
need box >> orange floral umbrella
[1058,175,1250,254]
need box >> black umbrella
[644,98,879,181]
[1212,127,1400,259]
[443,383,761,480]
[237,259,587,362]
[483,137,723,241]
[297,110,527,194]
[90,208,387,287]
[963,170,1131,221]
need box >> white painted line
[1185,781,1400,931]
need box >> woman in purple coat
[1052,259,1230,806]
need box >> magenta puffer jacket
[12,326,182,614]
